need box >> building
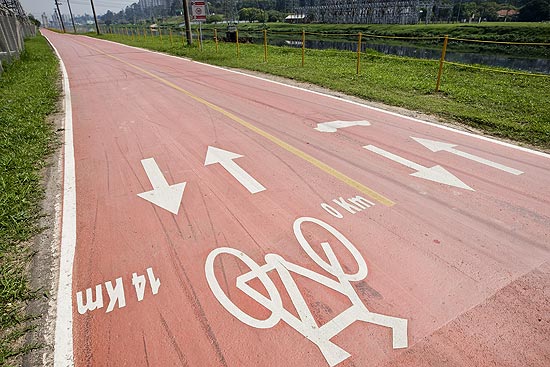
[41,12,48,27]
[138,0,171,11]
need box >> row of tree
[96,0,549,25]
[455,0,549,22]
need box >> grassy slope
[95,32,550,149]
[153,22,550,42]
[0,35,59,365]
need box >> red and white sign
[191,1,206,21]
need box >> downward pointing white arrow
[137,158,186,215]
[204,146,266,194]
[411,137,523,175]
[364,145,474,191]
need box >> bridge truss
[294,0,440,24]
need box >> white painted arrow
[137,158,187,215]
[204,146,266,194]
[411,137,523,175]
[314,120,371,133]
[364,145,474,191]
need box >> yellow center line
[77,40,395,207]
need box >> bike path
[44,30,550,367]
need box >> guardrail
[0,5,36,74]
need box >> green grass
[138,22,550,43]
[233,22,550,42]
[94,32,550,149]
[115,22,550,57]
[0,35,59,365]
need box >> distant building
[285,14,307,23]
[138,0,170,11]
[41,12,48,27]
[496,9,519,22]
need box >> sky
[20,0,135,19]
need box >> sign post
[191,1,206,50]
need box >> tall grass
[0,35,59,365]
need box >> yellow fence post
[197,28,202,51]
[356,32,362,75]
[436,35,449,92]
[214,28,219,52]
[236,29,240,58]
[263,29,268,62]
[301,29,305,67]
[169,29,173,46]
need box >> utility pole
[90,0,100,35]
[182,0,192,45]
[55,0,66,33]
[67,0,77,33]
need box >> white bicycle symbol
[205,217,408,366]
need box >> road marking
[205,217,408,367]
[204,146,266,194]
[74,40,394,207]
[321,195,375,219]
[364,145,474,191]
[137,158,187,215]
[46,36,76,367]
[412,137,524,175]
[76,267,161,315]
[314,120,371,133]
[93,35,550,160]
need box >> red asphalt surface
[45,30,550,367]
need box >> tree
[103,10,114,25]
[206,14,223,23]
[266,9,285,22]
[27,14,41,27]
[518,0,550,21]
[238,7,264,22]
[479,1,500,21]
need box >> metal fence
[0,4,36,74]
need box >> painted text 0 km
[321,195,375,219]
[76,267,160,314]
[205,217,408,367]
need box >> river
[250,36,550,74]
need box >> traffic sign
[191,1,207,21]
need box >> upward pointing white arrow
[364,145,474,191]
[204,146,266,194]
[411,137,523,176]
[137,158,186,215]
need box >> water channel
[246,36,550,74]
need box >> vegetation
[226,22,550,57]
[85,0,550,27]
[93,31,549,149]
[230,22,550,43]
[0,35,59,365]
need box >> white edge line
[43,32,76,367]
[87,34,550,160]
